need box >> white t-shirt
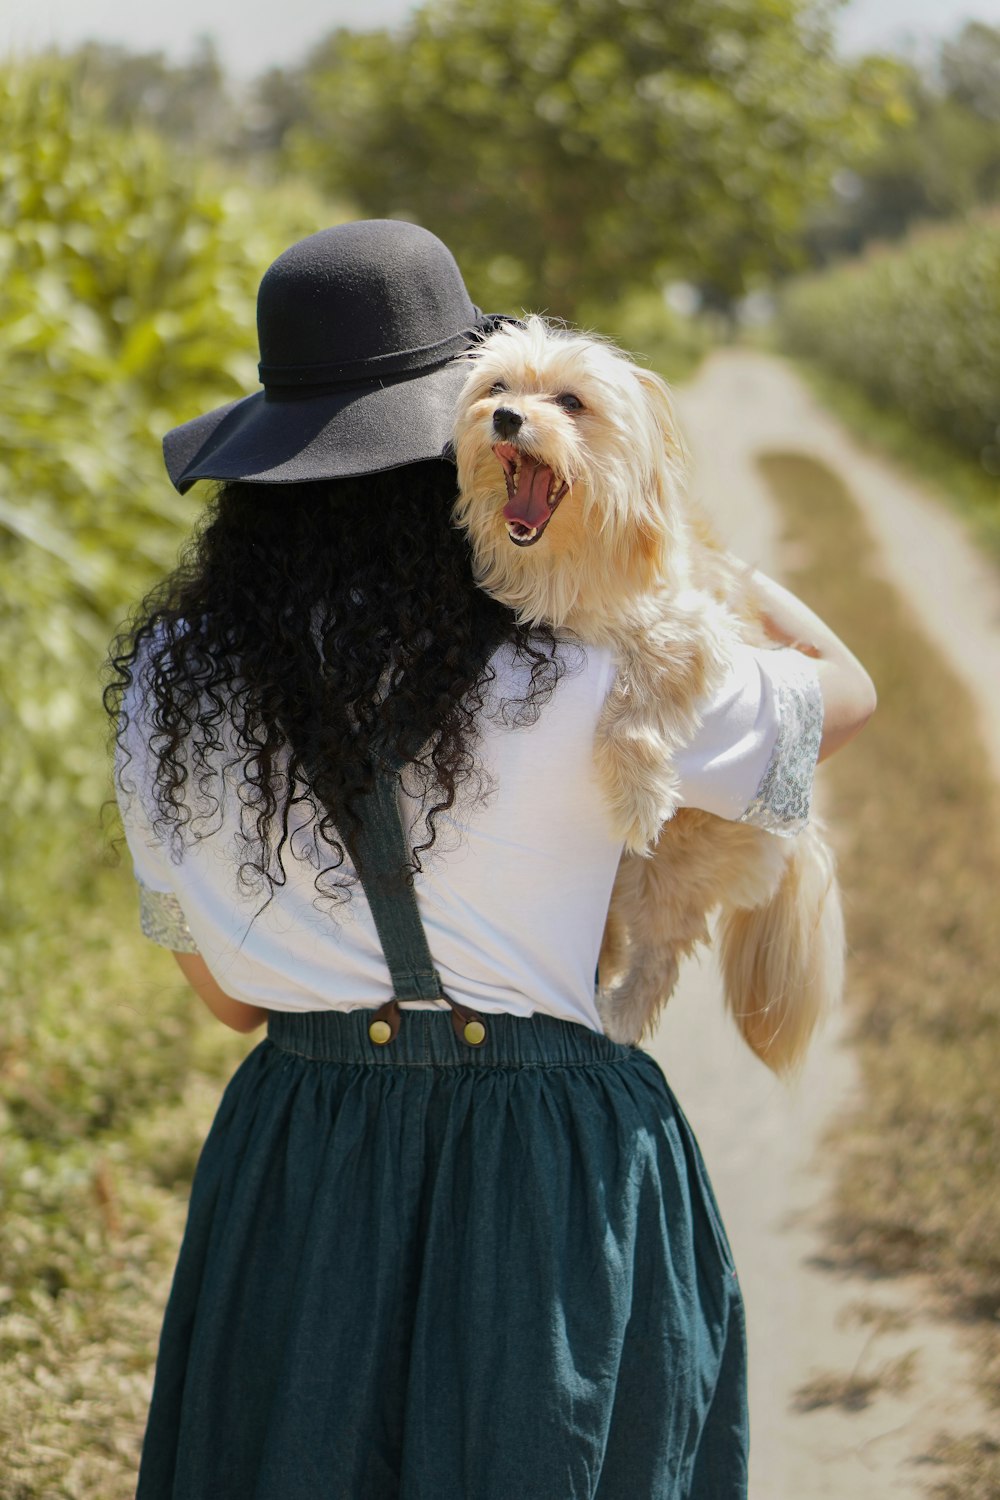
[116,637,822,1036]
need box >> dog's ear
[625,362,690,587]
[631,366,688,473]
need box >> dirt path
[648,348,997,1498]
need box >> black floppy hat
[163,219,509,494]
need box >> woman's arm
[172,952,269,1033]
[748,569,877,762]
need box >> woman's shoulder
[491,632,616,700]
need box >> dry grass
[777,356,1000,565]
[757,450,1000,1494]
[793,1301,919,1414]
[921,1434,1000,1500]
[793,1349,919,1414]
[0,860,252,1499]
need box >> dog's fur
[452,316,844,1073]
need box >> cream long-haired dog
[452,316,844,1074]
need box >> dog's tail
[717,820,845,1074]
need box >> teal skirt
[136,1008,748,1499]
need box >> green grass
[757,450,1000,1496]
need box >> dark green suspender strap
[286,633,504,1050]
[340,753,489,1049]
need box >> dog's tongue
[502,458,555,529]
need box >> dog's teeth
[506,520,537,541]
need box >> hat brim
[163,355,476,495]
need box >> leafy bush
[777,214,1000,474]
[0,60,329,920]
[0,62,331,1493]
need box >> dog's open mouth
[493,443,568,546]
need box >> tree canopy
[802,21,1000,263]
[285,0,900,314]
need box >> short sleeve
[673,643,823,837]
[114,666,201,954]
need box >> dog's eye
[555,392,584,413]
[489,380,508,396]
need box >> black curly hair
[104,460,564,916]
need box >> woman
[108,220,875,1499]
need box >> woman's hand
[172,952,269,1033]
[749,569,877,762]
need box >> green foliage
[776,214,1000,474]
[286,0,899,316]
[0,59,329,921]
[940,21,1000,125]
[802,23,1000,263]
[45,37,237,155]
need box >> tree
[940,21,1000,123]
[287,0,897,315]
[62,37,238,153]
[243,66,320,157]
[801,24,1000,266]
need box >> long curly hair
[104,461,564,916]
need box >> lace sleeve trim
[738,651,823,838]
[138,880,200,953]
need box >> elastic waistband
[266,1007,638,1068]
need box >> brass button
[369,1019,392,1045]
[463,1020,486,1046]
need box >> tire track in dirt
[645,348,995,1499]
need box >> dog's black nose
[493,407,524,439]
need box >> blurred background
[1,2,999,1495]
